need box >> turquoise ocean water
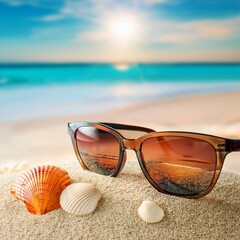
[0,63,240,122]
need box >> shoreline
[1,81,240,123]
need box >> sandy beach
[0,91,240,174]
[1,90,240,240]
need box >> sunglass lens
[76,126,120,175]
[141,136,217,196]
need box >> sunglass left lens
[75,126,120,175]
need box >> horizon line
[0,61,240,66]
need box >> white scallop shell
[138,200,164,223]
[60,183,102,215]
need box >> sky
[0,0,240,63]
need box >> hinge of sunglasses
[68,126,74,137]
[216,143,227,153]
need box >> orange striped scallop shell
[11,165,71,215]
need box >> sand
[0,91,240,239]
[0,91,240,173]
[0,161,239,240]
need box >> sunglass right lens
[141,136,217,196]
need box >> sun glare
[114,63,129,71]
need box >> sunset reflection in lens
[141,136,217,195]
[76,127,120,175]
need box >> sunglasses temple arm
[228,139,240,152]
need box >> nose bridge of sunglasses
[122,138,136,150]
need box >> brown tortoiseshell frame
[68,121,240,199]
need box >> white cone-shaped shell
[138,200,164,223]
[60,183,102,215]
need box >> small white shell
[138,200,164,223]
[60,183,102,215]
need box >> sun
[110,17,137,41]
[106,12,140,44]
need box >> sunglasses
[68,121,240,199]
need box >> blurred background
[0,0,240,172]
